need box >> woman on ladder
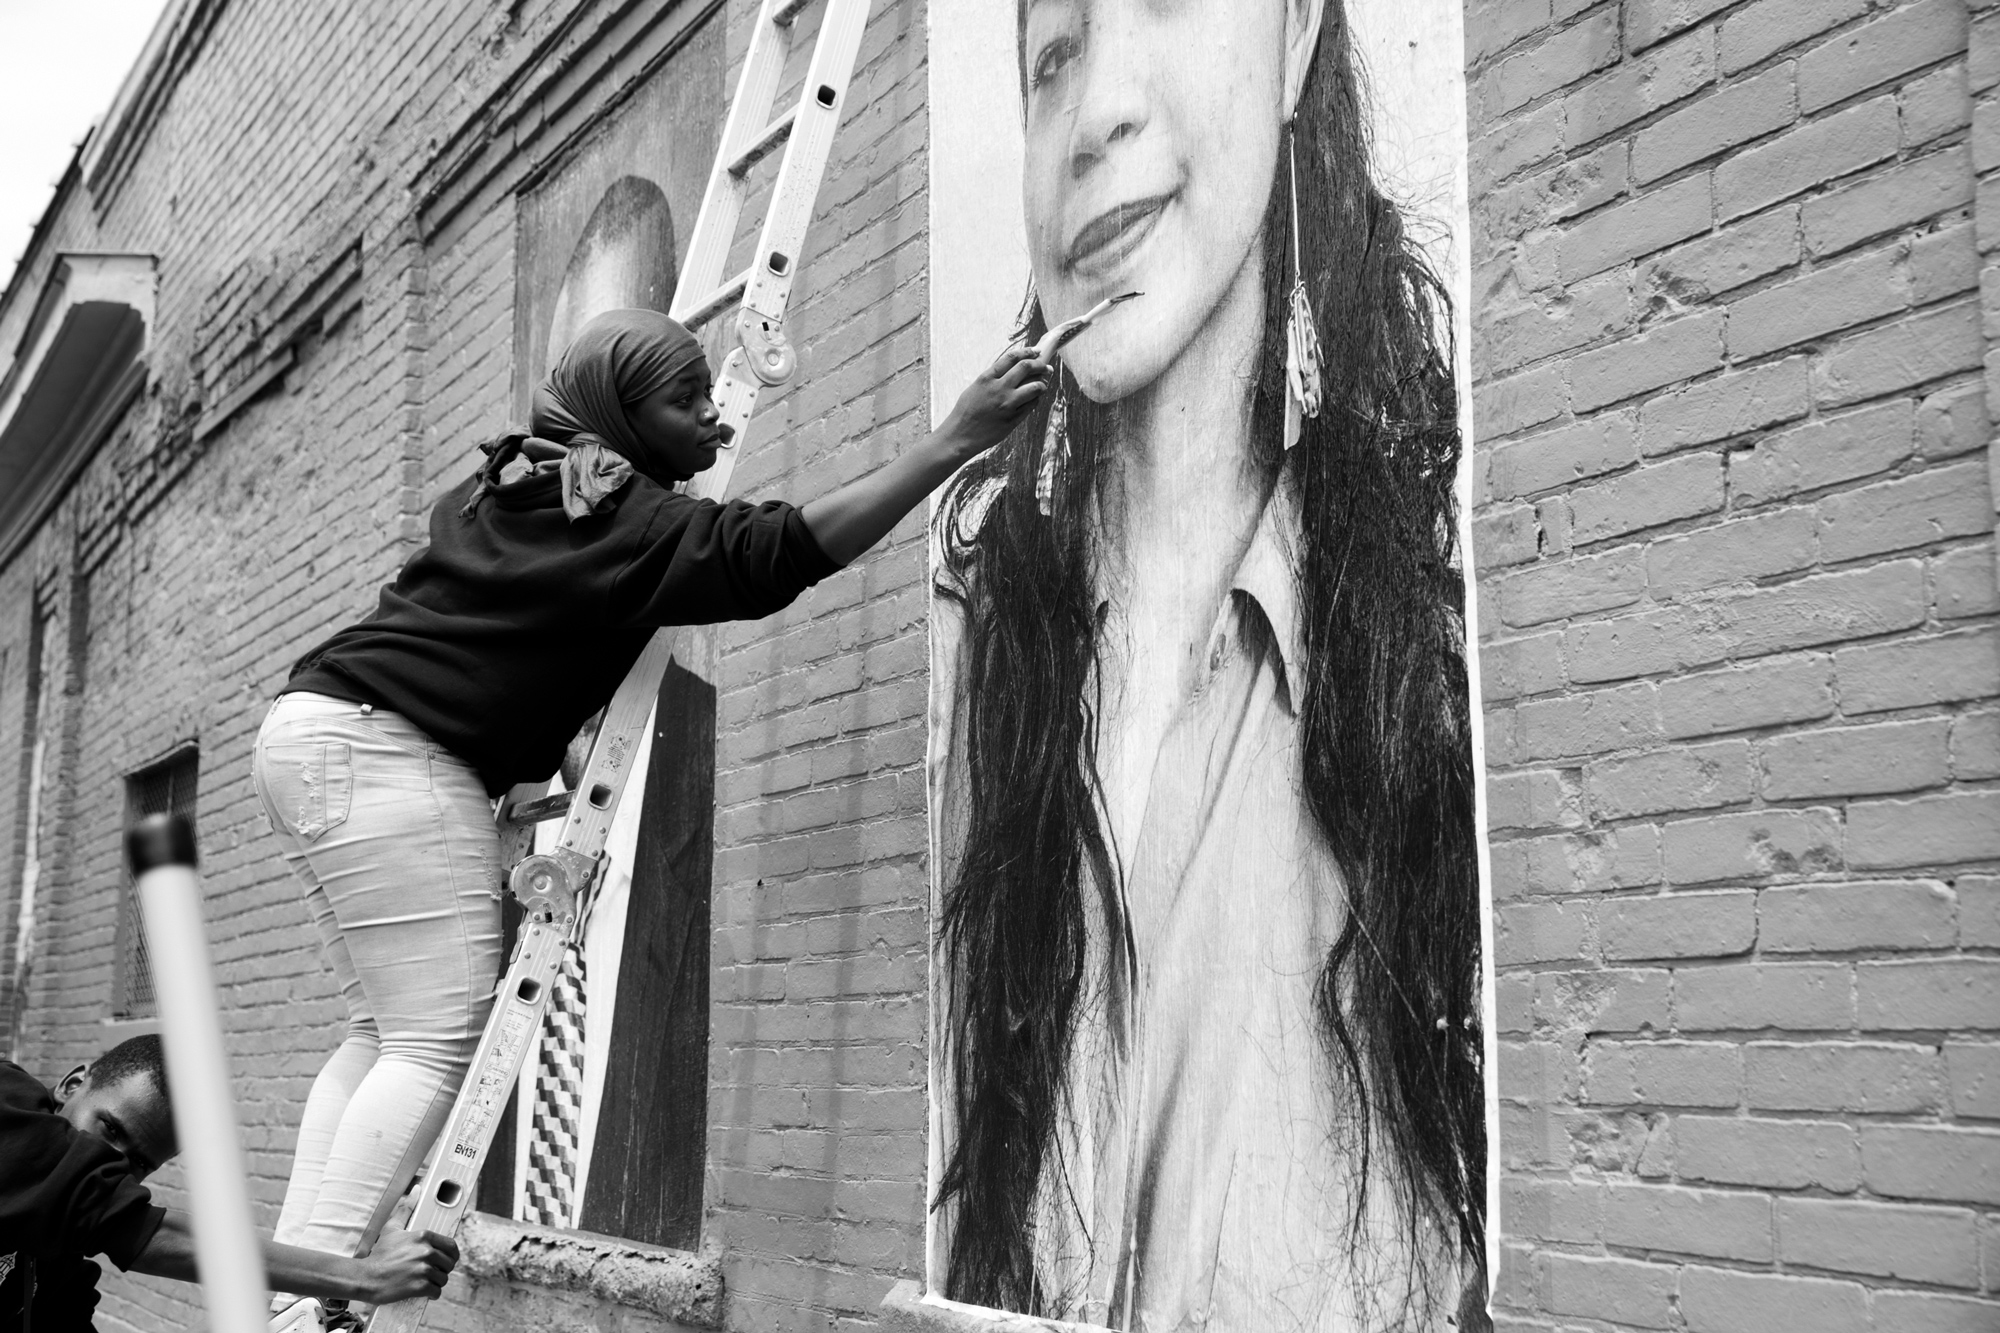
[253,308,1045,1303]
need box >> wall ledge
[880,1281,1115,1333]
[0,251,154,570]
[458,1213,722,1327]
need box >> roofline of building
[0,145,87,339]
[0,0,211,336]
[80,0,230,205]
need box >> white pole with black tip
[127,813,267,1333]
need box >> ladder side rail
[550,633,676,867]
[689,0,870,504]
[673,0,803,316]
[740,0,871,329]
[687,361,770,502]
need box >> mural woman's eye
[1030,33,1078,89]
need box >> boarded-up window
[119,748,197,1018]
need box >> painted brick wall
[1466,0,2000,1327]
[11,0,1997,1329]
[0,0,936,1330]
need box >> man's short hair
[88,1033,169,1104]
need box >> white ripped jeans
[253,692,503,1260]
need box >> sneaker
[268,1298,322,1333]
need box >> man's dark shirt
[0,1062,165,1333]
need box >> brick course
[1471,0,2000,1326]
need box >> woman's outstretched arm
[800,346,1048,567]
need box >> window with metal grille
[118,748,197,1018]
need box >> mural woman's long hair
[931,5,1484,1324]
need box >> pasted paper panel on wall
[925,2,1492,1329]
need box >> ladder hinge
[508,847,595,921]
[739,311,797,386]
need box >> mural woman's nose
[1067,34,1149,177]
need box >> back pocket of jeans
[259,742,353,843]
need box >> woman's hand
[937,346,1051,463]
[354,1228,459,1304]
[799,344,1050,567]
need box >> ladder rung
[730,108,798,177]
[504,791,573,825]
[684,268,751,329]
[774,0,816,24]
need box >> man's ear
[1283,0,1328,124]
[53,1063,89,1106]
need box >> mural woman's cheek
[1059,105,1289,397]
[1059,201,1215,403]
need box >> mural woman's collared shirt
[933,480,1455,1332]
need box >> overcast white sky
[0,0,169,295]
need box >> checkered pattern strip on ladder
[524,944,586,1228]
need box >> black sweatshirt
[286,469,839,795]
[0,1062,166,1333]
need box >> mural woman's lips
[1064,193,1172,279]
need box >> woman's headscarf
[462,308,705,519]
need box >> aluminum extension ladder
[346,3,874,1328]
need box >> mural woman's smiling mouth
[1064,193,1172,279]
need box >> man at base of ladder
[1,1035,456,1332]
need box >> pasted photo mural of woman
[925,2,1490,1330]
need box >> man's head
[52,1034,177,1180]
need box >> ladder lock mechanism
[508,848,591,921]
[740,311,798,386]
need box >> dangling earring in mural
[1035,376,1070,516]
[1283,129,1325,452]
